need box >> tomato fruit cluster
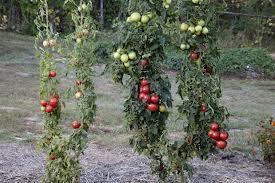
[40,96,59,113]
[208,122,229,149]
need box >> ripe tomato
[208,130,214,138]
[50,97,58,108]
[138,93,145,100]
[45,105,53,113]
[211,131,220,141]
[143,94,151,103]
[49,70,57,78]
[139,59,149,67]
[147,104,159,112]
[190,52,200,61]
[201,103,206,112]
[40,100,48,107]
[49,154,56,160]
[151,95,159,104]
[216,140,227,149]
[140,79,149,86]
[210,122,220,131]
[72,121,81,129]
[141,85,150,94]
[219,131,229,141]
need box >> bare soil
[0,142,274,183]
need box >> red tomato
[147,104,159,112]
[140,79,149,86]
[72,121,81,129]
[40,100,48,107]
[190,51,199,61]
[219,131,229,141]
[49,70,57,78]
[211,131,220,141]
[49,154,56,160]
[141,85,151,94]
[201,103,207,112]
[50,97,58,108]
[208,130,214,138]
[138,93,145,100]
[45,105,53,113]
[151,95,159,104]
[143,94,151,103]
[210,122,220,131]
[216,140,227,149]
[139,59,149,67]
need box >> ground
[0,31,274,182]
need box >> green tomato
[180,44,186,50]
[113,52,121,60]
[130,12,141,22]
[180,23,189,32]
[147,12,153,19]
[120,54,129,63]
[128,51,137,60]
[186,44,190,49]
[188,26,195,33]
[192,0,200,4]
[195,25,202,32]
[141,15,150,24]
[159,105,167,112]
[127,17,132,23]
[166,0,172,4]
[124,62,130,68]
[202,27,209,34]
[117,48,123,53]
[197,20,205,26]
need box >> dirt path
[0,142,274,183]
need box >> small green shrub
[217,48,275,78]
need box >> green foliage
[217,48,275,78]
[258,117,275,163]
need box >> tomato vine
[35,0,96,182]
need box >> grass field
[0,31,275,157]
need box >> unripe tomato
[72,121,81,129]
[202,27,209,34]
[130,12,141,22]
[45,105,53,113]
[216,140,227,149]
[124,62,130,68]
[159,105,167,112]
[141,15,150,24]
[76,38,82,43]
[128,51,137,60]
[180,44,186,50]
[75,91,82,99]
[40,100,48,107]
[141,85,150,94]
[195,25,202,32]
[41,106,46,112]
[151,95,159,104]
[147,12,153,19]
[113,52,121,60]
[219,131,229,141]
[127,17,132,23]
[211,131,220,141]
[140,79,149,86]
[197,20,205,26]
[49,70,57,78]
[43,40,49,47]
[147,103,159,112]
[188,26,195,33]
[180,23,189,32]
[50,97,58,108]
[49,39,56,47]
[210,122,220,131]
[192,0,200,4]
[120,54,129,63]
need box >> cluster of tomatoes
[208,122,229,149]
[126,12,153,24]
[113,48,137,68]
[138,79,166,112]
[40,96,59,113]
[43,39,57,48]
[163,0,172,9]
